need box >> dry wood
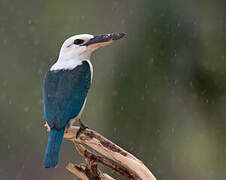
[74,143,135,179]
[66,162,115,180]
[64,126,157,180]
[66,163,89,180]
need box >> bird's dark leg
[76,119,88,138]
[78,118,88,129]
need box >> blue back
[43,61,91,130]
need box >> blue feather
[43,61,91,168]
[43,61,91,129]
[44,128,64,168]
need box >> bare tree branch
[74,143,136,179]
[66,163,89,180]
[64,126,157,180]
[66,162,115,180]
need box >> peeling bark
[63,126,156,180]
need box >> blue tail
[44,128,65,168]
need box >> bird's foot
[76,119,88,138]
[44,123,50,132]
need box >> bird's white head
[51,33,125,71]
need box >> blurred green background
[1,0,226,179]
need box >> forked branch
[63,126,156,180]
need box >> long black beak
[83,32,126,46]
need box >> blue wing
[43,61,91,130]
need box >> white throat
[50,58,93,81]
[50,58,84,71]
[50,46,93,71]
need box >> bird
[43,32,125,168]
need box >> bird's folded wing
[43,61,91,129]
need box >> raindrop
[0,27,5,33]
[9,7,15,13]
[149,57,154,64]
[140,95,145,101]
[9,99,12,105]
[28,19,32,25]
[24,107,30,112]
[3,39,7,45]
[113,128,117,134]
[153,28,158,33]
[2,80,7,87]
[121,19,125,25]
[33,39,40,46]
[171,128,175,134]
[38,68,43,75]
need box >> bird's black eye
[73,39,84,45]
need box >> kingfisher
[43,32,125,168]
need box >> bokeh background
[1,0,226,179]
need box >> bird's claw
[76,119,88,138]
[44,123,50,132]
[76,126,88,139]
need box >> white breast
[50,59,83,71]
